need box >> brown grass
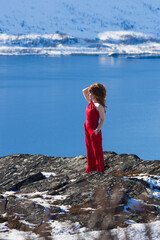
[69,205,93,215]
[113,170,142,177]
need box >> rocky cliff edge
[0,152,160,239]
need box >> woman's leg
[91,131,104,173]
[84,125,97,172]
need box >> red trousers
[84,124,104,173]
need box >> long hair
[88,83,107,111]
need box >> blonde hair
[88,83,107,110]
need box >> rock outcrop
[0,152,160,238]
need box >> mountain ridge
[1,0,160,39]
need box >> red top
[85,101,99,131]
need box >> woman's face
[88,91,93,100]
[88,91,96,101]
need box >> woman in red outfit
[83,83,106,173]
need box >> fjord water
[0,55,160,160]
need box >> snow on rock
[111,221,160,240]
[98,31,153,42]
[41,172,56,178]
[1,153,160,239]
[124,174,160,198]
[0,227,43,240]
[0,32,160,56]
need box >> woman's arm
[82,87,91,103]
[95,105,105,135]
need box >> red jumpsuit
[84,101,104,173]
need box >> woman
[83,83,106,173]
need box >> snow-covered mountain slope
[1,0,160,38]
[0,0,160,56]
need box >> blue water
[0,55,160,160]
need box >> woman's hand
[94,128,100,135]
[82,87,91,103]
[94,104,105,133]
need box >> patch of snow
[0,226,43,240]
[81,207,96,211]
[49,220,101,239]
[125,174,160,198]
[1,220,160,240]
[41,172,56,178]
[59,205,70,213]
[124,198,145,213]
[19,220,36,227]
[3,191,68,210]
[49,220,160,240]
[0,222,8,232]
[3,191,20,197]
[146,188,160,198]
[70,179,77,182]
[125,220,137,225]
[111,221,160,240]
[98,31,151,42]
